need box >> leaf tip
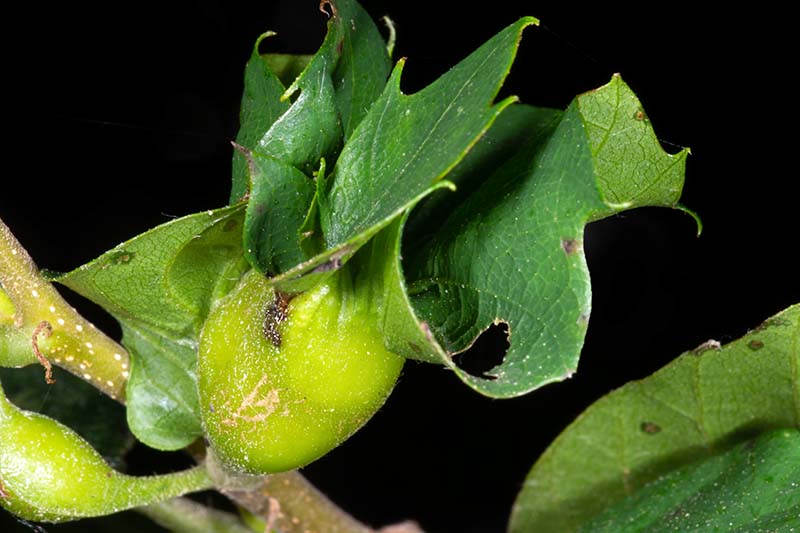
[387,57,407,93]
[381,15,397,59]
[439,180,457,193]
[676,204,703,237]
[254,31,277,52]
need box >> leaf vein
[353,43,502,232]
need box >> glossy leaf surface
[319,17,535,248]
[509,303,800,532]
[579,429,800,532]
[240,0,391,274]
[399,76,688,397]
[265,17,534,295]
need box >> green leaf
[508,303,800,533]
[262,53,313,88]
[166,209,250,322]
[121,322,203,450]
[578,79,686,208]
[52,205,246,450]
[353,215,448,366]
[241,152,318,276]
[266,184,456,297]
[0,365,133,462]
[578,429,800,532]
[402,75,689,398]
[241,14,532,292]
[266,16,534,294]
[53,205,245,337]
[330,0,392,140]
[241,0,391,276]
[250,36,341,176]
[319,17,536,249]
[230,33,290,202]
[404,104,563,243]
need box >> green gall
[198,267,404,474]
[0,380,211,522]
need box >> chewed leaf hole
[453,321,510,380]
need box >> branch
[221,470,371,533]
[218,468,423,533]
[0,218,129,400]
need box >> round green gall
[0,380,211,522]
[198,267,404,474]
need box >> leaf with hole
[397,75,689,398]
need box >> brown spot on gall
[264,292,291,348]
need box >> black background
[2,2,798,532]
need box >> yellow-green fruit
[0,381,211,522]
[198,268,404,474]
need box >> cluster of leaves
[1,0,797,530]
[47,0,694,452]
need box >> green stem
[0,218,129,400]
[121,466,214,512]
[138,497,253,533]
